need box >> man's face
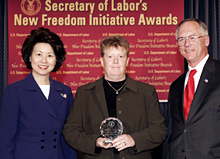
[177,21,209,67]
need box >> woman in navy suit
[0,27,77,159]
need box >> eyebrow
[178,34,198,38]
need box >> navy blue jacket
[0,73,77,159]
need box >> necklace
[106,80,126,94]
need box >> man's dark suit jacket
[168,56,220,159]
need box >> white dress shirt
[184,54,209,92]
[39,85,50,99]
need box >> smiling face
[177,21,209,68]
[30,42,56,79]
[100,46,129,81]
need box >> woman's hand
[96,137,112,149]
[111,134,135,151]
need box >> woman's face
[30,42,56,78]
[100,46,129,81]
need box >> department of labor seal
[21,0,41,16]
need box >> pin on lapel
[204,79,208,83]
[61,93,67,98]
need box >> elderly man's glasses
[176,35,206,46]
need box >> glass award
[100,117,123,144]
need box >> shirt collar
[188,54,209,72]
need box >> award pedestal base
[105,140,112,145]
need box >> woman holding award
[63,35,167,159]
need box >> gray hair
[175,18,209,39]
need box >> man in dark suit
[168,18,220,159]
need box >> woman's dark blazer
[63,75,167,159]
[0,73,77,159]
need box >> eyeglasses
[176,35,207,46]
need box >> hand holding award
[100,117,123,144]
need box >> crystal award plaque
[100,117,123,144]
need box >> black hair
[22,27,66,72]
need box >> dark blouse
[103,78,126,117]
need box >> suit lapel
[187,57,215,122]
[85,77,108,118]
[48,78,64,112]
[24,73,57,119]
[94,78,109,118]
[176,73,187,122]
